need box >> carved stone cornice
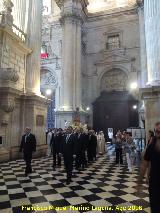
[0,26,31,53]
[55,0,89,9]
[56,0,88,24]
[140,86,160,100]
[60,12,83,25]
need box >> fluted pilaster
[25,0,42,95]
[59,0,87,111]
[12,0,26,31]
[144,0,160,85]
[137,2,148,87]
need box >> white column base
[141,86,160,137]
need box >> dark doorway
[93,91,139,136]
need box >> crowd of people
[46,127,105,184]
[19,122,160,213]
[113,130,138,172]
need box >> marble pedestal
[0,92,48,162]
[141,86,160,135]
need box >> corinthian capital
[55,0,88,10]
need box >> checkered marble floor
[0,145,150,213]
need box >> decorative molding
[0,96,15,113]
[60,12,83,25]
[55,0,89,9]
[40,68,58,89]
[0,68,19,82]
[100,68,128,92]
[0,0,14,27]
[95,50,133,66]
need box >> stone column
[141,0,160,134]
[144,0,160,85]
[55,0,88,128]
[61,16,74,111]
[75,20,82,110]
[137,1,148,87]
[25,0,42,95]
[12,0,26,31]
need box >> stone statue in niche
[101,69,128,91]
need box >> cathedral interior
[0,0,160,212]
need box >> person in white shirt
[97,131,105,154]
[47,129,53,156]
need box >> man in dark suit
[87,130,97,162]
[62,126,76,185]
[20,127,36,176]
[51,128,63,170]
[75,128,87,170]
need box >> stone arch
[98,67,129,93]
[40,66,58,128]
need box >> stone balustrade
[12,24,26,42]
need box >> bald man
[20,127,36,176]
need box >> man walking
[139,122,160,213]
[20,127,36,176]
[62,127,76,185]
[87,130,97,162]
[51,128,63,170]
[75,128,86,170]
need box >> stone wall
[83,9,140,105]
[0,0,48,162]
[41,1,141,128]
[1,32,28,91]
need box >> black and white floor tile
[0,145,150,213]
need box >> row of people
[50,127,98,184]
[21,126,99,184]
[114,130,136,172]
[19,123,160,213]
[47,129,106,157]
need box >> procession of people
[20,125,142,181]
[19,122,160,213]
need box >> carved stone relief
[101,69,128,91]
[41,70,58,89]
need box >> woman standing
[139,122,160,213]
[46,129,53,156]
[124,132,136,172]
[115,131,123,165]
[97,131,105,154]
